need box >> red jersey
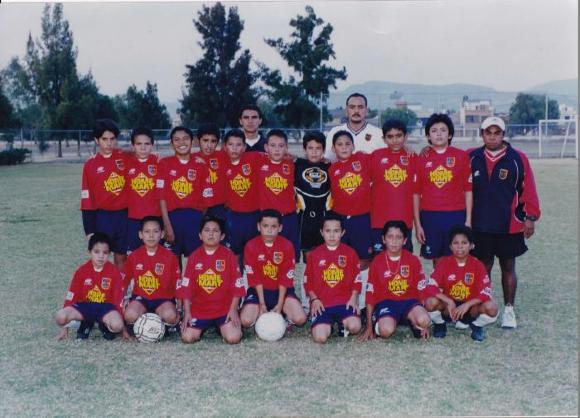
[304,243,362,307]
[370,148,418,228]
[123,245,181,300]
[430,255,493,303]
[81,150,128,211]
[224,152,260,213]
[177,245,245,319]
[156,155,210,212]
[126,154,161,219]
[329,152,371,216]
[416,146,472,211]
[256,154,296,215]
[193,150,227,207]
[366,249,435,304]
[63,260,124,311]
[244,235,295,290]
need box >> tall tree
[0,77,20,128]
[260,6,347,128]
[115,82,171,129]
[509,93,560,124]
[180,2,258,127]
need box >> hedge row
[0,148,31,165]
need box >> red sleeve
[198,162,212,210]
[410,154,419,193]
[280,243,295,288]
[229,251,246,298]
[80,161,95,210]
[243,244,260,288]
[122,256,133,291]
[462,151,473,192]
[63,269,82,307]
[429,262,445,291]
[475,260,492,302]
[170,253,181,295]
[517,151,541,219]
[351,251,362,294]
[111,270,125,311]
[176,255,194,300]
[366,259,378,306]
[303,258,313,294]
[414,157,424,194]
[156,159,169,201]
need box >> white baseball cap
[481,116,506,132]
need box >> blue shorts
[243,287,298,310]
[96,209,128,254]
[168,208,202,258]
[127,218,142,252]
[72,302,116,323]
[340,213,372,259]
[281,212,300,262]
[226,210,259,255]
[206,204,227,221]
[471,231,528,260]
[371,227,413,255]
[130,296,174,313]
[187,315,228,331]
[373,298,419,325]
[420,210,466,259]
[311,304,358,328]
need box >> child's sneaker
[470,323,485,342]
[455,321,469,330]
[76,320,93,340]
[433,322,447,338]
[501,305,517,329]
[98,322,116,341]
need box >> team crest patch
[148,165,157,176]
[155,263,165,275]
[273,252,284,265]
[381,158,388,165]
[187,169,196,181]
[209,158,218,169]
[352,161,361,172]
[115,159,125,170]
[282,164,290,175]
[464,273,474,285]
[365,133,372,142]
[446,157,455,168]
[101,277,111,290]
[129,168,136,175]
[499,169,508,180]
[84,278,92,286]
[215,259,225,272]
[400,155,409,166]
[401,265,410,278]
[338,255,347,268]
[242,164,251,175]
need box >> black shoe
[76,320,94,340]
[470,323,485,342]
[98,322,116,341]
[411,326,422,339]
[433,322,447,338]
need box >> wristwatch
[525,215,538,222]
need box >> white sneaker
[65,320,80,329]
[501,306,517,329]
[455,321,469,330]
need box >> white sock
[358,269,369,310]
[473,313,499,327]
[429,310,445,324]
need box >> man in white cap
[468,116,541,328]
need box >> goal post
[538,118,578,159]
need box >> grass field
[0,159,577,417]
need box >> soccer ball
[255,312,286,342]
[133,313,165,343]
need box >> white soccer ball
[133,313,165,343]
[255,312,286,342]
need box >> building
[459,97,493,131]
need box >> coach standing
[469,116,541,329]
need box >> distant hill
[527,79,578,96]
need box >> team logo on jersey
[380,158,389,165]
[104,172,125,195]
[97,166,105,174]
[365,133,372,142]
[208,169,218,185]
[263,261,278,280]
[384,164,408,187]
[447,274,456,281]
[499,169,508,180]
[209,158,218,170]
[264,173,288,195]
[464,273,474,285]
[138,271,160,295]
[401,265,410,278]
[131,172,154,197]
[338,172,362,195]
[261,164,269,171]
[338,255,347,268]
[242,164,251,176]
[170,170,177,176]
[115,159,125,170]
[136,263,144,271]
[195,263,203,270]
[429,165,453,188]
[449,282,470,301]
[446,157,455,168]
[322,263,344,288]
[273,252,284,265]
[282,164,290,175]
[483,275,490,284]
[481,286,493,298]
[425,162,433,168]
[129,168,136,175]
[84,278,93,286]
[171,176,193,199]
[215,260,225,272]
[101,277,111,290]
[303,167,328,186]
[400,156,409,166]
[318,259,326,267]
[87,285,106,303]
[187,169,196,181]
[155,263,165,275]
[258,254,266,262]
[388,274,409,296]
[198,268,223,294]
[352,161,361,172]
[148,165,157,176]
[230,174,251,197]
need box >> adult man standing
[469,116,541,329]
[324,93,384,161]
[239,104,267,152]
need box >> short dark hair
[382,119,407,136]
[130,126,154,145]
[239,104,262,119]
[302,131,326,151]
[139,216,163,231]
[93,119,120,139]
[332,130,354,146]
[197,123,221,141]
[223,129,245,144]
[266,129,288,143]
[346,93,368,107]
[258,209,282,224]
[88,232,111,251]
[321,211,343,230]
[448,224,473,245]
[425,113,454,144]
[169,126,193,141]
[381,220,408,239]
[199,214,226,235]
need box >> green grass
[0,160,577,416]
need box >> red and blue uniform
[193,150,228,219]
[430,255,493,304]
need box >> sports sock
[429,310,445,324]
[473,313,499,327]
[358,269,369,309]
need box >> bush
[0,148,32,165]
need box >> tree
[115,82,171,129]
[180,3,259,127]
[260,6,347,128]
[381,108,418,129]
[509,93,560,124]
[0,78,19,128]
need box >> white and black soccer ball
[255,312,286,342]
[133,313,165,343]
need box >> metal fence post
[77,130,81,157]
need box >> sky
[0,0,577,103]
